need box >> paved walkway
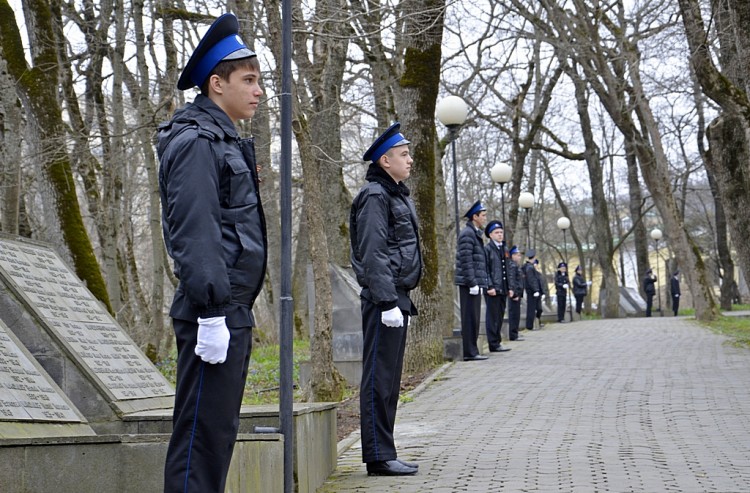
[317,316,750,492]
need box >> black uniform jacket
[508,261,524,300]
[644,275,656,295]
[454,222,488,288]
[523,261,541,294]
[484,241,508,295]
[350,164,423,313]
[158,95,267,326]
[573,273,587,296]
[555,271,570,296]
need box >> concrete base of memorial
[0,433,283,493]
[0,402,336,493]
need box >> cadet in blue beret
[507,245,525,340]
[454,200,489,360]
[350,123,422,476]
[483,220,511,353]
[523,247,542,331]
[644,268,656,316]
[572,265,589,317]
[157,13,267,492]
[555,260,570,323]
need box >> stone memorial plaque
[0,319,82,422]
[0,238,173,402]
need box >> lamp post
[436,96,469,243]
[650,228,663,317]
[557,216,573,322]
[490,162,513,241]
[518,191,535,250]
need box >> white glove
[469,285,480,295]
[586,281,592,286]
[563,284,569,289]
[196,316,231,364]
[381,307,404,327]
[541,294,546,301]
[533,291,540,298]
[675,294,680,298]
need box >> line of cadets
[455,200,590,361]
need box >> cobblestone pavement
[317,316,750,492]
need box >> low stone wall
[0,433,284,493]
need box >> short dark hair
[200,56,261,95]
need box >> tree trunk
[0,0,112,313]
[624,138,649,298]
[393,0,447,373]
[0,57,23,234]
[679,0,750,302]
[571,69,620,318]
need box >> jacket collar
[366,164,410,196]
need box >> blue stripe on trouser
[183,362,206,493]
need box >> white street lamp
[490,162,513,244]
[650,228,663,316]
[557,216,573,322]
[437,96,469,243]
[518,191,535,249]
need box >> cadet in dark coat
[572,265,588,315]
[455,200,489,361]
[671,270,681,316]
[523,249,542,330]
[555,262,570,323]
[507,246,525,341]
[350,123,422,477]
[158,14,267,493]
[484,220,511,353]
[644,268,656,317]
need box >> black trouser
[646,294,654,317]
[557,294,566,321]
[508,297,522,340]
[525,291,538,329]
[360,299,408,463]
[459,285,481,357]
[672,295,680,316]
[164,319,253,493]
[575,294,584,314]
[484,292,506,349]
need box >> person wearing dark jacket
[670,270,681,316]
[534,258,547,327]
[455,200,489,361]
[507,246,525,341]
[157,14,267,492]
[523,249,541,330]
[484,221,511,353]
[644,268,657,317]
[350,123,422,477]
[572,265,588,316]
[554,262,570,323]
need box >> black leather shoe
[463,355,489,361]
[489,345,511,352]
[396,458,418,469]
[511,336,525,341]
[367,460,418,476]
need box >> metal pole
[656,239,662,317]
[525,209,531,249]
[500,185,507,242]
[280,1,294,491]
[564,230,573,322]
[451,129,460,244]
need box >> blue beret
[526,248,536,258]
[178,14,257,90]
[484,220,503,238]
[575,265,582,272]
[464,200,486,218]
[509,245,520,255]
[558,262,567,268]
[363,123,410,162]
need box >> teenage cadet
[158,13,267,492]
[507,246,525,341]
[555,262,570,323]
[484,220,511,353]
[455,200,489,361]
[350,123,423,476]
